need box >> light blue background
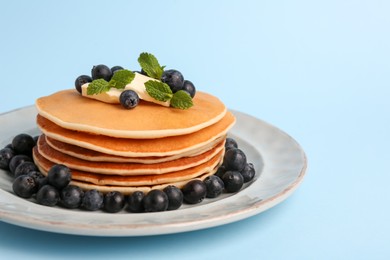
[1,0,389,259]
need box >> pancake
[33,147,222,194]
[69,171,215,195]
[36,89,227,138]
[37,112,235,157]
[45,134,224,163]
[37,135,225,175]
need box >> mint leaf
[170,90,193,109]
[87,79,110,95]
[138,52,164,79]
[144,80,173,102]
[108,69,135,90]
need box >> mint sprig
[109,69,135,90]
[87,79,110,95]
[144,80,173,102]
[138,52,165,79]
[87,69,135,95]
[170,90,193,109]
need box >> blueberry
[204,175,225,198]
[91,64,112,81]
[82,189,104,211]
[215,165,226,178]
[47,164,72,190]
[14,161,38,178]
[161,69,184,93]
[103,191,125,213]
[60,185,84,209]
[222,171,244,193]
[143,189,169,212]
[0,148,15,170]
[223,148,247,172]
[12,133,35,156]
[5,143,13,149]
[225,137,238,151]
[163,185,183,210]
[9,154,32,174]
[126,191,145,213]
[111,66,124,74]
[36,185,60,206]
[27,171,47,190]
[75,75,92,93]
[12,175,38,198]
[119,90,139,109]
[182,180,207,204]
[241,163,256,183]
[182,80,196,98]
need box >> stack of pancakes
[33,89,235,194]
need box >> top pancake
[36,89,227,138]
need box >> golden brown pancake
[45,134,223,163]
[37,135,225,175]
[69,171,215,195]
[33,147,222,194]
[37,112,235,157]
[36,89,227,138]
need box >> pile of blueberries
[0,134,255,213]
[75,65,196,109]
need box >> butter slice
[81,73,170,107]
[81,84,122,104]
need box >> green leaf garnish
[138,52,165,79]
[170,90,193,109]
[108,69,135,90]
[87,79,110,95]
[144,80,173,102]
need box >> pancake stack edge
[33,90,235,194]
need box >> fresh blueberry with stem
[120,90,139,109]
[225,137,238,151]
[143,189,169,212]
[36,185,60,206]
[161,69,184,93]
[182,80,196,98]
[82,189,104,211]
[222,171,244,193]
[60,185,84,209]
[126,191,145,213]
[182,179,207,204]
[111,66,124,74]
[203,175,225,198]
[9,154,32,174]
[5,143,13,149]
[215,165,226,179]
[14,161,38,178]
[163,185,183,210]
[47,164,72,190]
[12,175,38,198]
[75,75,92,93]
[27,171,47,190]
[12,133,35,156]
[104,191,125,213]
[0,148,15,170]
[223,148,247,172]
[91,64,112,81]
[240,163,256,183]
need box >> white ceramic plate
[0,106,307,236]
